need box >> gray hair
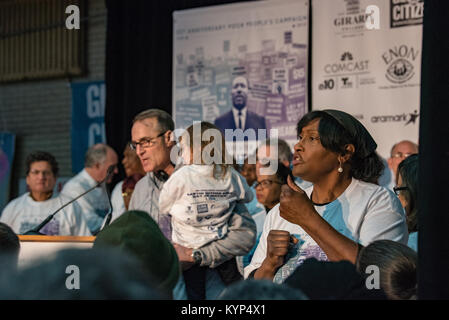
[85,144,108,168]
[257,138,293,164]
[132,109,174,133]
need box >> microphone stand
[23,166,116,235]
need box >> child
[159,122,253,300]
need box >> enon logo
[371,110,419,126]
[382,45,419,84]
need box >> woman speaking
[245,110,408,283]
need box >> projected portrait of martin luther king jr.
[214,76,266,140]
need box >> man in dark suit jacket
[214,76,266,140]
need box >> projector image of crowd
[0,108,419,300]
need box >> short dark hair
[356,240,417,300]
[297,111,384,184]
[397,154,419,233]
[25,151,59,176]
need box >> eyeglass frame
[254,179,283,189]
[129,131,167,151]
[393,186,409,196]
[391,152,413,159]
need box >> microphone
[23,165,117,235]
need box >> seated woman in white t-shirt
[245,110,408,283]
[0,151,90,236]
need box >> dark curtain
[418,0,449,299]
[105,0,252,181]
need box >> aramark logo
[371,110,419,125]
[382,45,419,84]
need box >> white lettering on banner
[88,123,106,146]
[65,5,80,30]
[86,84,105,118]
[393,3,424,21]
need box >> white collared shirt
[61,169,110,233]
[232,107,247,130]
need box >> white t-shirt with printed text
[244,178,408,283]
[159,164,253,249]
[0,193,91,236]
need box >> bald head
[388,140,418,176]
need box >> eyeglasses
[29,170,53,177]
[254,179,282,189]
[129,131,167,151]
[391,152,413,159]
[393,186,409,196]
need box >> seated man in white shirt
[0,151,90,236]
[61,144,118,234]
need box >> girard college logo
[382,45,419,84]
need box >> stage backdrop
[312,0,423,159]
[0,133,15,212]
[71,81,106,174]
[173,0,309,159]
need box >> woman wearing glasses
[395,154,419,251]
[244,110,408,283]
[240,163,292,271]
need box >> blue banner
[71,81,106,174]
[0,133,15,213]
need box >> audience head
[294,110,384,184]
[93,210,180,296]
[84,144,118,183]
[0,247,165,299]
[0,222,20,271]
[395,154,419,233]
[25,151,59,200]
[255,163,291,211]
[219,279,308,300]
[285,258,387,300]
[122,144,145,178]
[131,109,175,174]
[239,156,257,187]
[388,140,418,177]
[356,240,417,300]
